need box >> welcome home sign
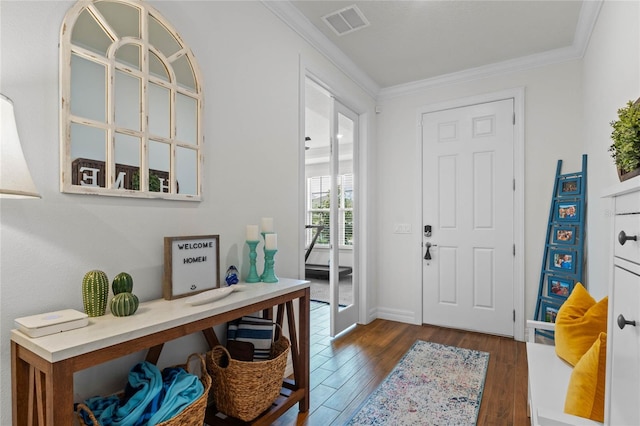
[163,235,220,300]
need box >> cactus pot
[82,270,109,317]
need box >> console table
[11,278,310,426]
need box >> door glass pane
[304,80,331,301]
[337,112,354,308]
[114,70,141,130]
[114,133,140,191]
[176,146,197,195]
[148,82,170,138]
[149,140,170,193]
[71,54,106,122]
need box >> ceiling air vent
[322,5,370,36]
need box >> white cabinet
[608,261,640,424]
[604,182,640,424]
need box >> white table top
[11,278,309,363]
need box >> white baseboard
[373,307,420,325]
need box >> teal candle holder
[261,249,278,283]
[259,232,273,280]
[246,240,261,283]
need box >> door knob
[424,243,437,260]
[617,314,636,330]
[618,230,638,246]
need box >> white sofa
[526,320,603,426]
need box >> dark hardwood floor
[273,302,529,425]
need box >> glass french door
[304,78,358,337]
[330,100,358,336]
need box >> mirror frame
[60,0,204,200]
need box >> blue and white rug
[348,340,489,425]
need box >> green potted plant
[609,98,640,181]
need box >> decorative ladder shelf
[533,155,587,339]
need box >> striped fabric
[227,316,274,361]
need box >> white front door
[422,99,515,336]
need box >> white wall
[375,61,584,324]
[583,1,640,300]
[0,1,375,423]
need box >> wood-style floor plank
[272,302,528,425]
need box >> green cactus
[112,272,133,294]
[82,270,109,317]
[110,292,139,317]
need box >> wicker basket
[207,332,290,421]
[76,353,211,426]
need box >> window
[60,0,203,200]
[307,174,353,247]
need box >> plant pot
[618,167,640,182]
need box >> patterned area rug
[348,340,489,425]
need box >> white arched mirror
[60,0,203,200]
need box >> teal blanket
[78,361,204,426]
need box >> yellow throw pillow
[564,332,607,422]
[555,283,608,366]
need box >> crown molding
[573,0,604,57]
[378,0,603,100]
[261,0,379,99]
[264,0,602,102]
[378,45,583,100]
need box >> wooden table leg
[49,360,75,424]
[286,301,300,383]
[34,367,46,426]
[12,343,76,425]
[145,343,165,364]
[202,328,220,349]
[275,304,285,340]
[12,341,30,426]
[296,288,310,412]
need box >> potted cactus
[110,272,139,316]
[82,270,109,317]
[610,98,640,181]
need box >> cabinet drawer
[615,214,640,263]
[616,191,640,214]
[609,265,640,425]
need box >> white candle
[246,225,259,241]
[261,217,274,233]
[265,233,277,250]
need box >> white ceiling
[265,0,602,98]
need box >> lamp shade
[1,94,40,198]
